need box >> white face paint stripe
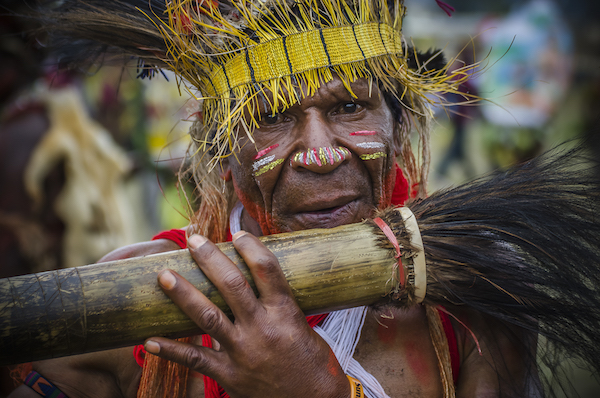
[356,141,386,149]
[252,154,276,171]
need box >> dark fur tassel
[26,0,170,70]
[373,143,600,395]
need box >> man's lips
[294,195,359,213]
[290,198,361,229]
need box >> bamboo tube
[0,222,395,366]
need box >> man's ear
[219,157,232,181]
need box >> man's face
[223,77,402,234]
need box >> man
[10,0,540,397]
[10,76,538,398]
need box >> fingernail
[232,230,247,241]
[158,270,177,290]
[145,340,160,354]
[188,234,207,249]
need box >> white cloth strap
[314,308,391,398]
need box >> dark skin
[225,78,400,234]
[10,77,540,398]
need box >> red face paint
[254,144,279,160]
[228,78,400,236]
[233,182,281,235]
[405,341,430,385]
[377,317,397,346]
[350,130,377,136]
[327,348,342,377]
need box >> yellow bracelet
[347,375,365,398]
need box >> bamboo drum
[0,222,395,366]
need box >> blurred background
[403,0,600,192]
[1,0,599,396]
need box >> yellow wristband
[347,375,365,398]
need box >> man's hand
[143,231,350,398]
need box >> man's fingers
[157,269,234,340]
[143,337,223,379]
[186,235,262,320]
[231,231,295,304]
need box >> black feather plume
[28,0,170,70]
[374,143,600,395]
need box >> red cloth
[391,163,410,205]
[439,310,460,385]
[134,167,461,395]
[152,228,188,249]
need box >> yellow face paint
[360,152,387,161]
[254,158,284,177]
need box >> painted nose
[290,146,351,173]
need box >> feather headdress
[35,0,477,166]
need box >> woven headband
[205,22,403,97]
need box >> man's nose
[290,146,351,173]
[289,113,352,173]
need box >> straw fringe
[426,306,456,398]
[138,337,191,398]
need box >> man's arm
[9,348,141,398]
[455,309,543,398]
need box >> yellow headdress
[38,0,476,168]
[152,0,475,165]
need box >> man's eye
[342,103,358,113]
[264,113,280,124]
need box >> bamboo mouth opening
[398,207,426,303]
[370,206,427,305]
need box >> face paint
[233,180,280,234]
[349,130,377,136]
[229,77,400,235]
[356,141,386,149]
[253,155,276,171]
[377,162,397,209]
[291,146,350,167]
[252,145,284,177]
[254,144,279,160]
[360,152,387,161]
[254,158,284,176]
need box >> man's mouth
[305,205,344,214]
[291,198,361,229]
